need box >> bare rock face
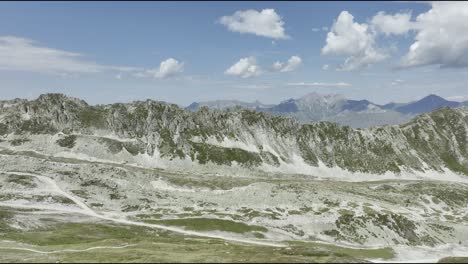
[1,93,467,176]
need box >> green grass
[146,217,268,234]
[286,240,395,260]
[0,219,367,263]
[190,142,262,167]
[438,257,468,263]
[77,107,108,128]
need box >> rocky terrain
[0,93,467,262]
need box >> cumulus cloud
[400,2,468,68]
[321,11,387,71]
[219,9,288,39]
[371,11,413,35]
[225,57,261,78]
[153,58,184,79]
[142,58,185,79]
[287,82,351,87]
[272,55,302,72]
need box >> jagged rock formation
[0,93,467,176]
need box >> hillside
[0,93,467,178]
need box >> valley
[0,94,467,262]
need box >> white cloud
[371,11,413,35]
[400,2,468,68]
[322,64,330,70]
[225,57,261,78]
[321,11,387,71]
[0,36,115,74]
[141,58,184,79]
[219,9,288,39]
[287,82,351,87]
[272,55,302,72]
[0,36,192,79]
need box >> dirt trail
[4,171,285,248]
[0,244,134,254]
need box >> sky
[1,1,468,106]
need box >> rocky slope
[0,93,467,178]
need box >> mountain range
[1,93,468,257]
[187,93,468,128]
[0,93,467,178]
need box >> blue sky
[1,1,468,106]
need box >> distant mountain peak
[298,92,345,102]
[396,94,460,114]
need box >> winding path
[0,244,134,254]
[3,171,284,248]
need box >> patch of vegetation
[322,199,340,207]
[17,120,57,135]
[56,135,77,148]
[109,192,127,200]
[148,217,267,234]
[0,123,9,135]
[6,174,36,188]
[122,142,143,156]
[259,151,280,166]
[98,137,123,154]
[237,208,281,220]
[190,142,262,167]
[440,152,468,175]
[287,240,395,260]
[70,190,89,199]
[32,195,75,204]
[10,138,30,146]
[158,128,184,159]
[122,205,140,212]
[403,182,468,207]
[0,221,371,263]
[438,257,468,263]
[81,179,114,190]
[78,107,108,128]
[165,175,252,190]
[0,207,14,231]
